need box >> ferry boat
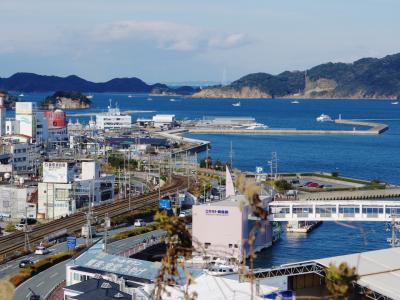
[391,101,399,105]
[291,100,300,104]
[316,114,333,122]
[232,101,241,107]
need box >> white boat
[316,114,333,122]
[232,101,241,107]
[19,93,24,97]
[391,101,399,105]
[128,94,133,98]
[86,95,93,99]
[245,122,268,130]
[170,98,176,102]
[147,97,153,101]
[291,100,299,104]
[205,264,238,276]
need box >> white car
[15,224,25,231]
[179,212,186,218]
[35,246,50,255]
[134,219,145,227]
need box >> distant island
[192,52,400,99]
[40,91,91,110]
[0,73,198,95]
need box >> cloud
[92,20,252,51]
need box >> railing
[318,213,333,218]
[341,213,355,218]
[272,213,287,218]
[294,213,309,218]
[365,213,379,218]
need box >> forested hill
[192,53,400,99]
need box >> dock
[187,119,388,136]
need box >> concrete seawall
[187,119,388,136]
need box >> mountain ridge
[0,72,199,95]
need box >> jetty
[186,119,388,136]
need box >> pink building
[192,195,272,262]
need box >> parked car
[179,212,186,218]
[15,224,25,231]
[134,219,146,227]
[35,246,50,255]
[19,259,34,268]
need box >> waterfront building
[15,102,36,141]
[96,103,131,131]
[38,160,114,219]
[152,114,176,129]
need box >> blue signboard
[264,291,294,299]
[66,236,77,250]
[159,199,171,209]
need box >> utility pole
[387,215,400,247]
[103,213,111,253]
[85,183,93,247]
[24,206,31,252]
[229,141,234,168]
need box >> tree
[325,262,359,299]
[274,179,292,193]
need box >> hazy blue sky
[1,0,399,83]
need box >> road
[13,229,165,300]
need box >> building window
[204,243,211,249]
[234,244,238,248]
[228,244,232,248]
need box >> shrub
[4,223,15,233]
[9,273,30,287]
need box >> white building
[152,114,176,129]
[0,135,41,174]
[5,118,20,135]
[38,160,114,219]
[0,96,5,137]
[0,185,37,220]
[96,103,131,131]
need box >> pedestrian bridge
[267,199,400,222]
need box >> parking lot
[286,175,365,190]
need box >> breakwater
[187,119,388,136]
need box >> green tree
[325,262,359,299]
[274,179,292,193]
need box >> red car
[306,182,320,188]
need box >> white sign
[256,166,263,174]
[0,164,12,173]
[206,209,229,216]
[16,102,33,115]
[43,162,68,183]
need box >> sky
[0,0,399,83]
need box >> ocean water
[12,92,400,267]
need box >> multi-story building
[5,118,20,135]
[96,103,131,131]
[38,160,115,219]
[0,184,37,220]
[43,110,67,147]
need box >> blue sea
[12,92,400,267]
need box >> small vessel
[205,264,238,276]
[232,101,241,107]
[128,94,133,98]
[19,93,24,97]
[86,95,93,99]
[291,100,300,104]
[316,114,333,122]
[245,122,268,130]
[391,101,399,105]
[147,97,153,101]
[170,98,176,102]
